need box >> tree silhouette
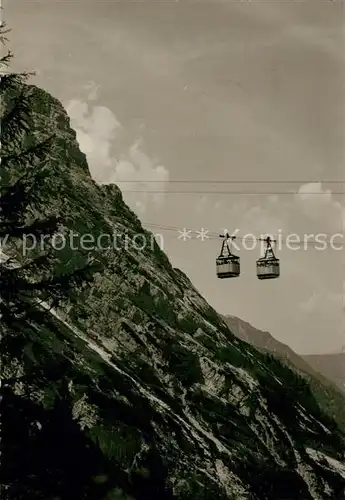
[0,22,100,327]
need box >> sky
[4,0,345,354]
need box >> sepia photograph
[1,0,344,498]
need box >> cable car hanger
[218,232,237,257]
[258,236,277,259]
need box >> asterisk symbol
[196,228,209,241]
[178,228,192,241]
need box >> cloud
[109,139,169,213]
[194,197,222,218]
[236,203,288,239]
[294,182,344,231]
[295,181,332,209]
[195,195,208,215]
[65,97,169,214]
[299,290,343,314]
[84,81,101,101]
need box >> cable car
[256,236,280,280]
[216,233,240,278]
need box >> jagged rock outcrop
[1,84,345,500]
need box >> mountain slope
[303,353,345,395]
[2,83,345,500]
[222,315,339,386]
[223,315,345,430]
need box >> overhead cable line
[114,179,345,184]
[120,190,345,195]
[143,222,343,247]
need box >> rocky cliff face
[2,84,345,500]
[222,315,345,431]
[303,353,345,395]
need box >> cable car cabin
[216,233,240,278]
[216,255,240,278]
[256,257,280,279]
[256,237,280,280]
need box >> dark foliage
[0,23,100,325]
[0,23,102,499]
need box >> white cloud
[240,204,287,238]
[110,139,169,212]
[194,197,222,219]
[296,181,332,206]
[268,195,279,204]
[195,195,208,215]
[299,290,343,315]
[295,182,344,228]
[65,97,169,214]
[84,81,101,101]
